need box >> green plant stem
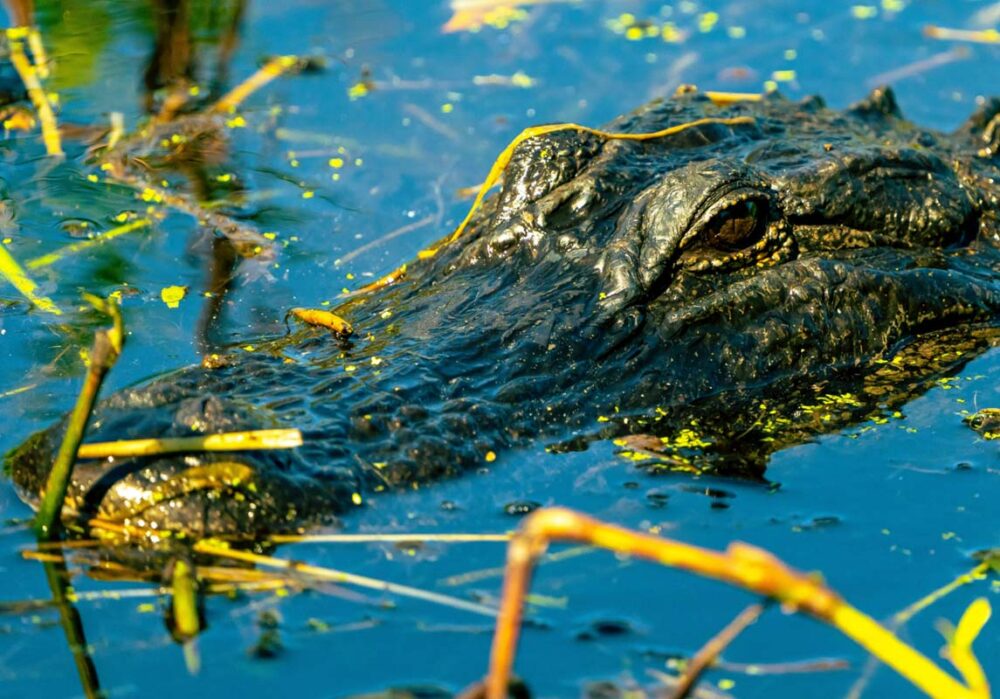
[35,330,119,540]
[43,560,105,698]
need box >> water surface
[0,1,998,697]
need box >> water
[0,1,998,697]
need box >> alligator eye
[702,199,767,252]
[970,416,985,429]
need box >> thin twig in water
[668,603,768,699]
[194,539,499,618]
[269,532,511,544]
[336,214,435,267]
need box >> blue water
[0,1,998,697]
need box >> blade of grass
[27,219,153,269]
[892,562,991,627]
[0,242,62,315]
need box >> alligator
[6,86,1000,543]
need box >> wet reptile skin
[6,87,1000,540]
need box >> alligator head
[6,87,1000,542]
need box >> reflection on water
[0,2,998,697]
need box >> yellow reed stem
[27,27,50,79]
[6,29,61,156]
[483,508,989,699]
[924,25,1000,44]
[76,428,303,459]
[210,55,299,113]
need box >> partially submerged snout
[5,87,1000,546]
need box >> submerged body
[7,87,1000,540]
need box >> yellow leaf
[160,285,187,309]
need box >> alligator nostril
[399,404,429,420]
[349,415,383,439]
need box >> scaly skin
[6,87,1000,541]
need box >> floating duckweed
[348,82,369,100]
[351,493,362,506]
[727,26,746,39]
[510,71,535,88]
[851,5,878,19]
[441,103,454,114]
[772,69,797,82]
[697,11,719,32]
[485,451,497,462]
[225,115,247,128]
[160,285,187,308]
[482,6,528,30]
[302,190,314,199]
[662,428,712,450]
[329,157,344,168]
